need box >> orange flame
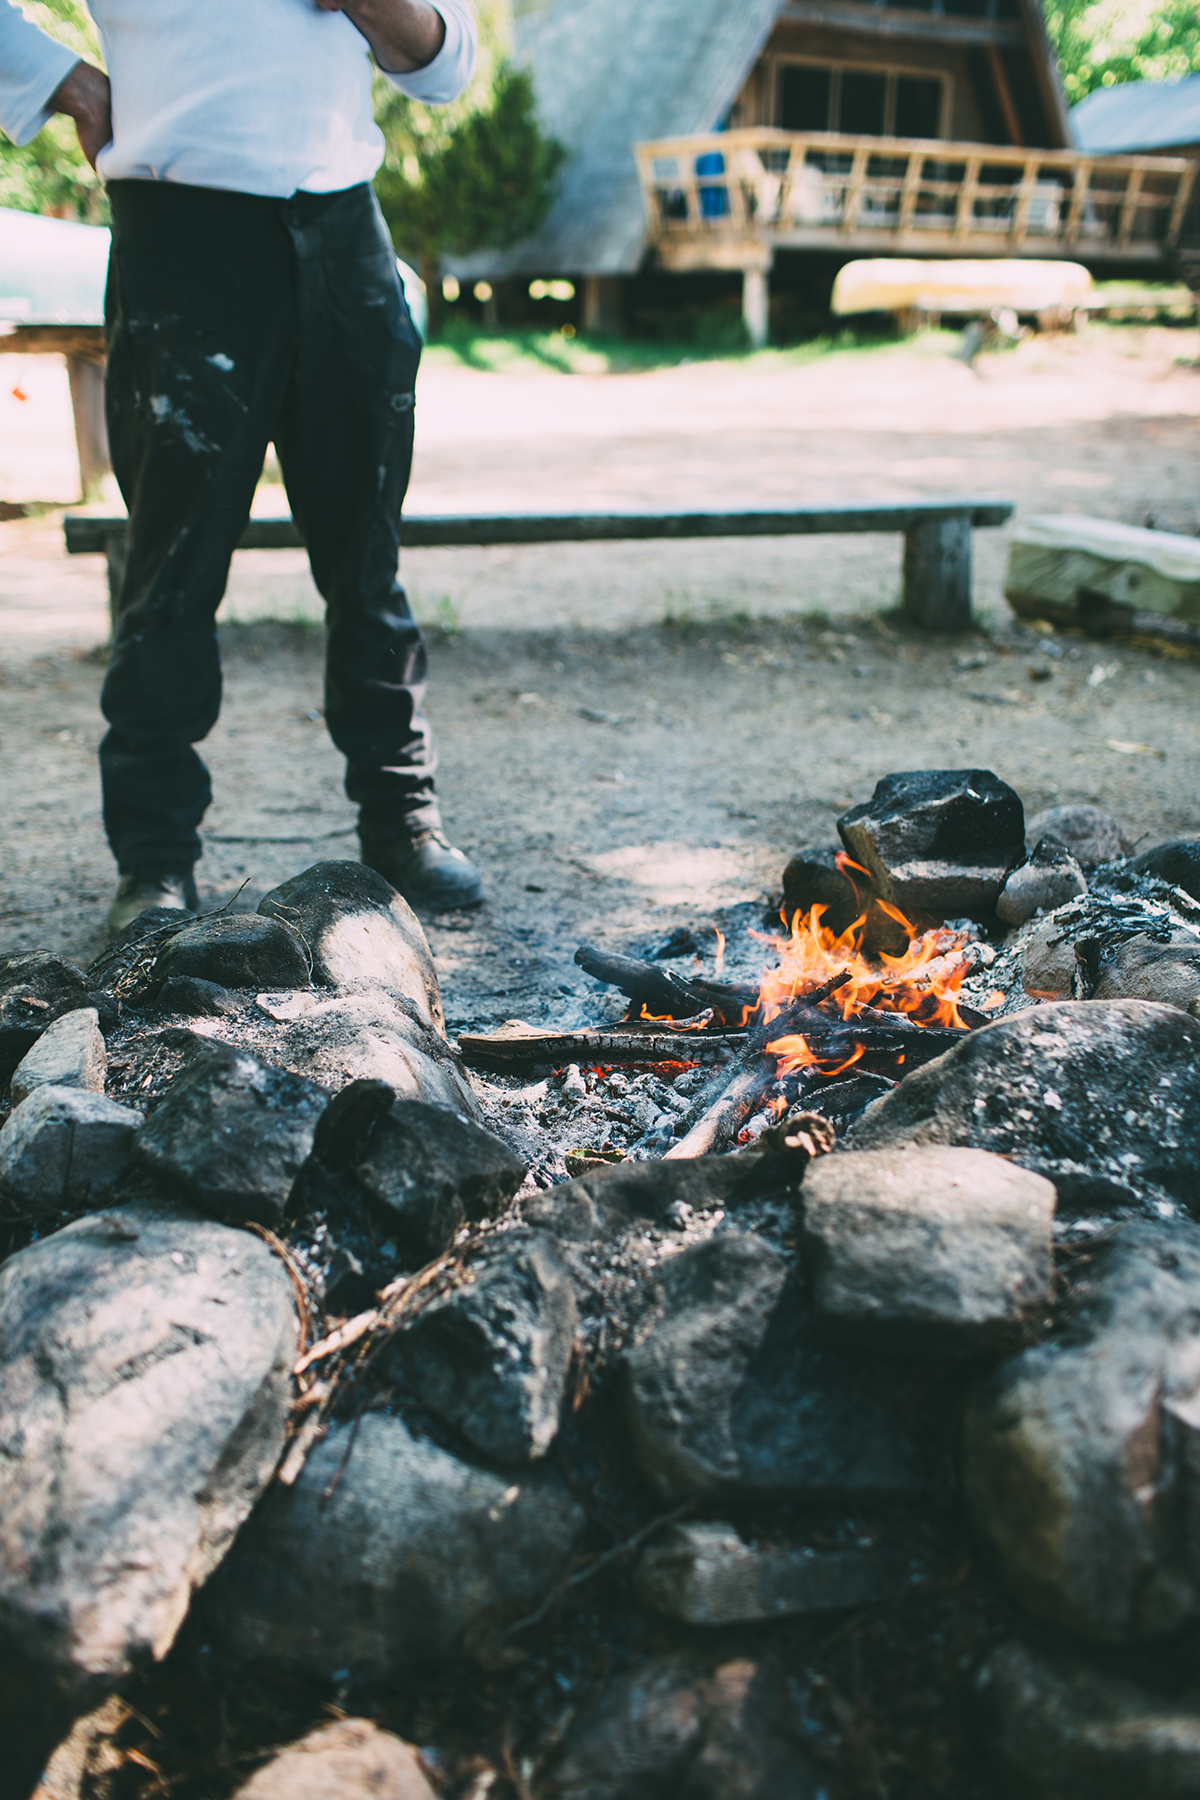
[758,894,974,1076]
[713,929,726,974]
[767,1034,866,1079]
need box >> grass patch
[424,320,954,376]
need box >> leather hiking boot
[108,869,199,937]
[359,825,483,910]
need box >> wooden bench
[64,497,1014,632]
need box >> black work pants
[101,178,438,874]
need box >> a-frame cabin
[457,0,1196,340]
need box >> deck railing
[635,129,1197,267]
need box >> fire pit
[2,772,1200,1799]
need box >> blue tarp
[1071,73,1200,155]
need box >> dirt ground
[1,323,1198,1025]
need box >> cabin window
[841,70,888,134]
[779,64,832,132]
[775,59,950,138]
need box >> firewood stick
[664,1046,776,1160]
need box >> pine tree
[373,0,564,328]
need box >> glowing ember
[758,856,974,1077]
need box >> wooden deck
[635,129,1197,270]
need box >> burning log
[664,1046,776,1159]
[573,942,758,1027]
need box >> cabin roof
[453,0,785,278]
[1071,73,1200,155]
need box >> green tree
[373,0,565,326]
[0,0,106,219]
[1045,0,1200,103]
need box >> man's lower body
[101,177,481,934]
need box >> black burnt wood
[574,942,757,1026]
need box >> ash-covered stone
[520,1154,792,1244]
[386,1232,577,1464]
[1024,804,1131,868]
[232,1720,438,1800]
[153,912,310,992]
[10,1005,105,1105]
[964,1219,1200,1643]
[550,1653,820,1800]
[637,1521,905,1627]
[0,951,115,1085]
[845,1000,1200,1214]
[1125,838,1200,903]
[802,1147,1055,1353]
[0,1085,143,1212]
[979,1638,1200,1796]
[1021,912,1081,998]
[0,1207,297,1764]
[620,1233,923,1503]
[838,769,1024,917]
[997,838,1088,927]
[296,1078,525,1262]
[206,1411,584,1683]
[134,1041,328,1225]
[262,990,477,1116]
[259,861,444,1033]
[152,975,241,1018]
[1092,931,1200,1011]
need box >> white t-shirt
[0,0,476,196]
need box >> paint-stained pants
[101,178,437,874]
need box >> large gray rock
[997,838,1087,927]
[10,1007,106,1107]
[980,1638,1200,1799]
[0,1085,143,1213]
[963,1219,1200,1643]
[1091,931,1200,1011]
[152,912,310,992]
[620,1233,923,1503]
[637,1521,904,1627]
[298,1078,525,1261]
[551,1653,820,1800]
[1025,804,1130,868]
[232,1721,437,1800]
[0,1207,297,1755]
[386,1233,577,1463]
[207,1411,584,1683]
[837,769,1024,917]
[0,952,114,1086]
[260,990,478,1116]
[845,1000,1200,1213]
[801,1147,1055,1353]
[259,861,444,1033]
[134,1041,328,1225]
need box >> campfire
[2,769,1200,1797]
